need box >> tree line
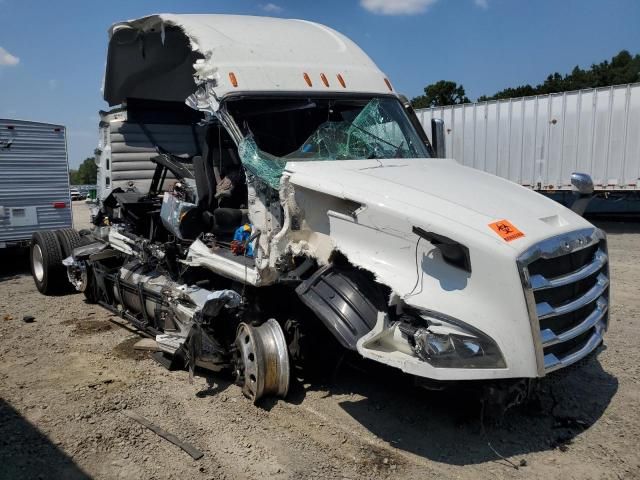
[69,156,97,185]
[411,50,640,108]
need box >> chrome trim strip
[530,249,608,290]
[536,273,609,319]
[540,297,608,346]
[543,320,605,372]
[516,259,546,377]
[518,227,606,265]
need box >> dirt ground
[0,202,639,480]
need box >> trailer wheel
[54,228,87,258]
[234,319,290,404]
[30,231,66,295]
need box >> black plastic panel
[296,265,380,350]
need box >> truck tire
[30,231,67,295]
[54,228,87,258]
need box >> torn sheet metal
[184,239,260,285]
[185,82,220,115]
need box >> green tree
[478,85,537,102]
[69,156,97,185]
[478,50,640,101]
[411,80,471,108]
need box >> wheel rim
[234,319,290,403]
[32,244,44,282]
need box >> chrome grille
[517,228,609,375]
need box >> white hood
[286,157,592,255]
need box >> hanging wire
[406,237,423,298]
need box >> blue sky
[1,0,639,168]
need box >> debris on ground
[133,338,160,352]
[123,410,204,460]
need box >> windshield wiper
[393,140,406,158]
[350,124,400,151]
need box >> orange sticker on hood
[489,220,525,242]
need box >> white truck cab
[43,14,608,405]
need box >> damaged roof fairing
[104,16,200,106]
[103,14,394,107]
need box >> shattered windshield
[226,96,430,189]
[283,98,428,161]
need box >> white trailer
[416,83,640,192]
[0,119,72,248]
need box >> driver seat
[193,128,249,239]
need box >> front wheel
[30,231,67,295]
[233,319,290,404]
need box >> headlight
[407,310,506,369]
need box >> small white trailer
[416,83,640,193]
[0,119,73,248]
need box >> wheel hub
[234,319,290,403]
[32,244,44,282]
[67,262,88,292]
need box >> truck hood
[285,157,592,254]
[281,159,599,380]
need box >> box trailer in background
[416,83,640,200]
[0,119,72,248]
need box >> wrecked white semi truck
[30,14,609,405]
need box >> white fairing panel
[95,108,205,201]
[104,14,393,107]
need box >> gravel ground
[0,203,638,480]
[73,200,94,230]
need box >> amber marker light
[303,72,313,87]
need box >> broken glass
[236,98,428,188]
[238,136,288,189]
[284,98,417,161]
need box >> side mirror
[570,172,594,216]
[570,172,594,195]
[431,118,446,158]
